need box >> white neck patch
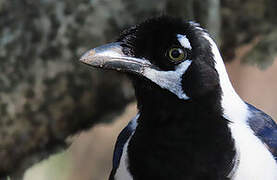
[203,33,277,180]
[177,34,192,50]
[143,60,192,100]
[114,135,134,180]
[114,114,139,180]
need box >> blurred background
[0,0,277,179]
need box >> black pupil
[171,49,181,58]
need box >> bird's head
[80,16,226,110]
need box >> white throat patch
[143,60,192,100]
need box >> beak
[80,42,153,75]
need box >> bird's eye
[168,47,187,63]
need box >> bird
[80,16,277,180]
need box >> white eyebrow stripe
[177,34,192,50]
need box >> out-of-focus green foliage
[243,29,277,69]
[221,0,277,66]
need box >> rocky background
[0,0,277,179]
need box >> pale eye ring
[168,47,187,63]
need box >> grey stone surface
[0,0,169,178]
